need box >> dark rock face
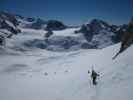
[0,11,20,35]
[121,19,133,50]
[26,17,35,22]
[112,24,128,43]
[17,15,66,31]
[75,18,133,49]
[45,20,66,31]
[0,11,19,27]
[0,35,5,46]
[30,18,46,29]
[88,19,110,33]
[113,18,133,59]
[15,14,46,29]
[0,12,66,31]
[78,25,93,42]
[44,30,54,38]
[76,19,112,41]
[0,20,19,34]
[75,19,118,48]
[78,19,111,34]
[0,11,20,46]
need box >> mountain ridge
[0,11,132,52]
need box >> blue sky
[0,0,133,25]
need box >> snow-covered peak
[0,11,20,46]
[75,19,118,48]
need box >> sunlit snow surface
[0,28,133,100]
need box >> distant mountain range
[0,11,132,51]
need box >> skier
[91,69,99,85]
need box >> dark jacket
[91,70,99,78]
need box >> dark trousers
[92,77,97,85]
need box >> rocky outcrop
[45,20,67,31]
[75,19,117,48]
[113,18,133,59]
[0,11,20,35]
[0,11,20,47]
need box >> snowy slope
[46,28,89,51]
[0,26,133,100]
[7,28,91,51]
[97,45,133,100]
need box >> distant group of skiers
[88,67,99,85]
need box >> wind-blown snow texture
[0,28,133,100]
